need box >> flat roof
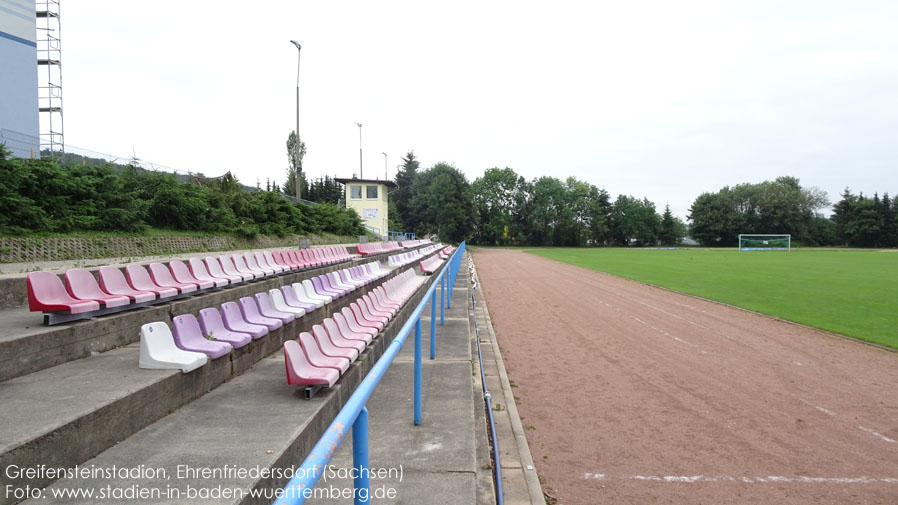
[335,178,398,188]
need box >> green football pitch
[525,248,898,350]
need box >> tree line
[0,147,363,239]
[390,150,894,248]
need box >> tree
[408,162,473,242]
[658,204,686,245]
[393,150,419,230]
[688,189,743,246]
[283,130,307,198]
[470,167,527,245]
[611,195,659,246]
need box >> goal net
[738,234,791,251]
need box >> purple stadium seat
[98,266,157,304]
[221,301,268,339]
[64,268,131,309]
[198,307,252,348]
[281,285,317,312]
[238,296,282,331]
[172,314,232,359]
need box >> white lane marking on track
[582,473,898,484]
[816,406,837,416]
[627,298,709,329]
[858,426,898,443]
[633,316,702,351]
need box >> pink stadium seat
[125,264,179,299]
[322,318,367,352]
[27,271,101,324]
[169,260,216,290]
[148,263,198,294]
[333,312,374,345]
[311,324,358,361]
[217,255,252,282]
[244,253,273,277]
[340,306,379,338]
[193,257,234,287]
[255,251,284,274]
[298,332,350,373]
[284,340,340,387]
[98,266,157,304]
[64,268,131,309]
[231,254,261,280]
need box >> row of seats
[387,243,443,267]
[284,268,427,391]
[356,241,402,256]
[25,246,357,325]
[419,253,446,274]
[399,239,429,248]
[439,246,456,259]
[138,262,392,372]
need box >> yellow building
[336,178,397,239]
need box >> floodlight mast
[355,122,363,178]
[290,40,302,200]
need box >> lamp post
[290,40,302,200]
[355,122,363,178]
[382,152,387,180]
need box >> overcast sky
[62,1,898,219]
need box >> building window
[366,185,378,199]
[350,185,362,199]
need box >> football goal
[738,234,791,251]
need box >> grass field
[525,247,898,349]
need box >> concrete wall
[0,0,39,158]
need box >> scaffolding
[36,0,64,157]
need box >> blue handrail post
[352,406,370,505]
[429,289,436,360]
[414,317,423,425]
[440,273,445,326]
[447,268,452,309]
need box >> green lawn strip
[526,248,898,349]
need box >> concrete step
[15,269,447,505]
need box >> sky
[60,1,898,219]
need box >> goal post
[738,234,791,251]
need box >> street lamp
[382,152,388,180]
[290,40,302,200]
[355,122,363,178]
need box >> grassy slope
[526,248,898,349]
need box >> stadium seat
[221,301,269,339]
[282,284,319,312]
[255,251,284,274]
[298,332,350,373]
[169,260,216,290]
[197,307,252,349]
[138,321,207,373]
[340,306,379,338]
[312,324,359,361]
[148,262,199,294]
[268,250,294,272]
[26,271,101,325]
[298,280,331,305]
[322,318,367,352]
[171,314,232,359]
[231,254,262,280]
[255,292,296,324]
[311,276,342,299]
[98,266,157,304]
[332,312,374,345]
[219,255,254,282]
[125,264,180,299]
[244,253,274,277]
[64,268,131,309]
[238,296,283,331]
[353,300,388,328]
[190,258,231,288]
[283,340,340,387]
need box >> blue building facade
[0,0,39,158]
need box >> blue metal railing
[470,260,505,505]
[274,242,465,505]
[387,230,416,241]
